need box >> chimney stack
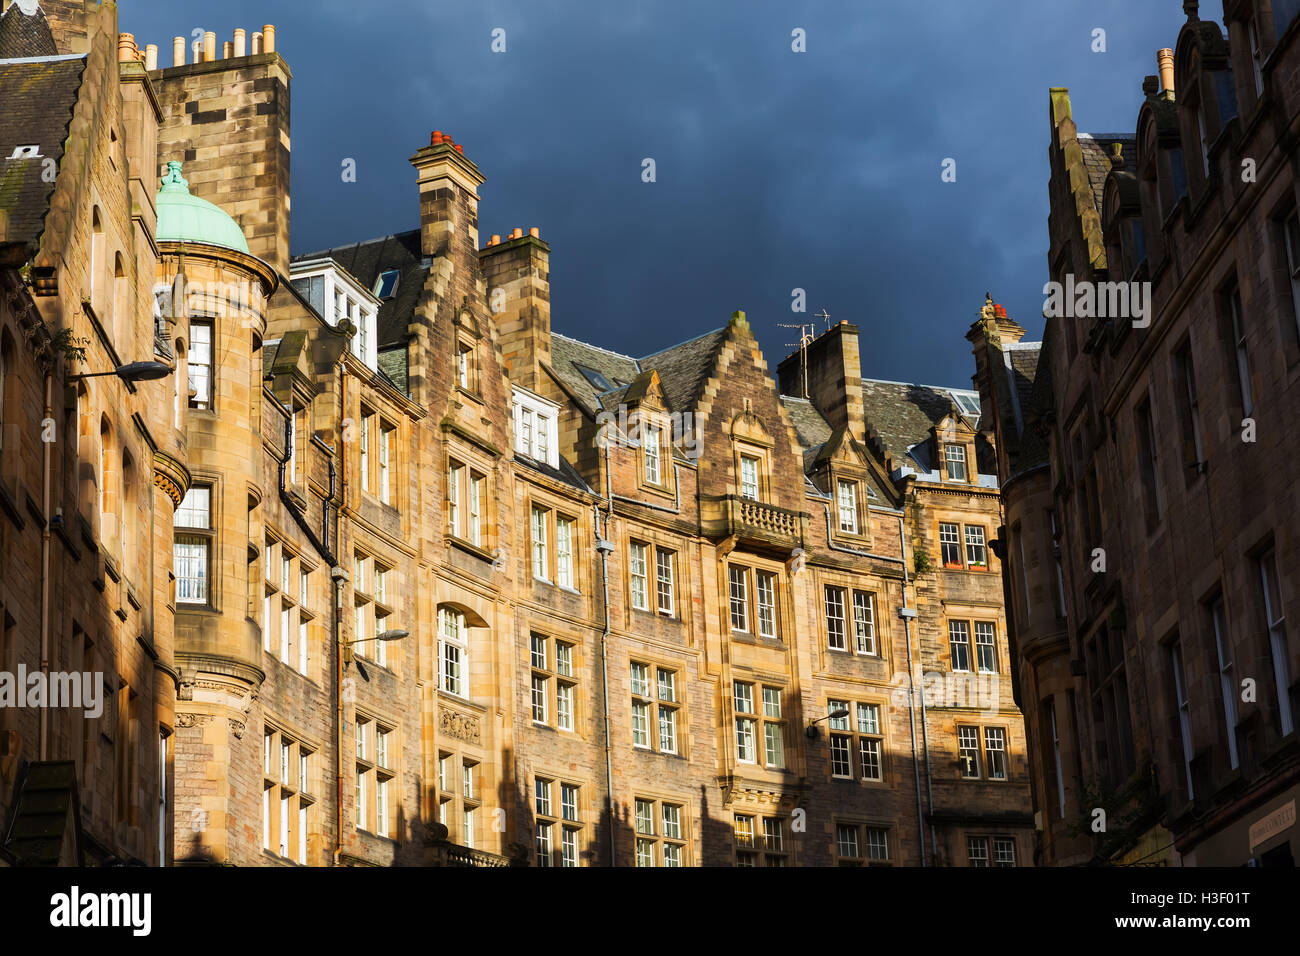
[777,320,865,439]
[480,228,551,390]
[410,128,485,259]
[1158,48,1175,94]
[173,35,185,66]
[234,28,246,57]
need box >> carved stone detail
[439,707,481,743]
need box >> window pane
[852,591,875,654]
[825,587,846,650]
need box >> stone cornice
[152,450,191,508]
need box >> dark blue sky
[128,0,1222,388]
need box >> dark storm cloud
[127,0,1222,386]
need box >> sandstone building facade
[973,0,1300,866]
[2,0,1032,866]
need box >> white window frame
[511,387,559,467]
[439,606,468,698]
[837,479,858,534]
[629,542,649,611]
[740,455,759,500]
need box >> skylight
[374,269,400,299]
[952,392,982,417]
[576,364,615,392]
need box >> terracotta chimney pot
[1157,48,1175,93]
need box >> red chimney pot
[454,144,463,154]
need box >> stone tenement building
[1,0,1031,866]
[970,0,1300,867]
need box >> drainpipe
[38,372,53,760]
[592,504,617,866]
[333,367,349,865]
[276,399,346,867]
[822,504,903,563]
[603,432,681,514]
[898,514,937,864]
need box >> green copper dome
[155,161,249,253]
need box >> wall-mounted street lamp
[68,361,173,382]
[343,628,409,680]
[806,706,851,740]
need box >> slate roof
[549,327,727,419]
[294,229,428,350]
[639,328,728,413]
[1077,134,1136,212]
[1009,333,1054,477]
[780,395,832,449]
[860,378,996,482]
[0,54,84,256]
[0,2,58,59]
[994,342,1049,478]
[513,453,593,493]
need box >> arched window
[173,339,186,429]
[438,606,469,697]
[75,384,91,515]
[112,253,128,345]
[122,450,137,579]
[90,206,104,309]
[98,417,117,546]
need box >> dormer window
[512,387,559,468]
[740,455,760,500]
[290,260,380,371]
[643,423,663,485]
[944,443,967,482]
[836,479,859,534]
[457,345,472,389]
[374,269,400,299]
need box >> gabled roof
[549,327,727,418]
[0,53,84,259]
[780,395,832,449]
[860,379,968,460]
[860,378,996,483]
[639,328,727,413]
[294,229,428,350]
[0,1,58,59]
[1077,134,1136,212]
[780,394,892,503]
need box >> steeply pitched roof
[0,2,58,59]
[0,54,84,258]
[549,327,726,419]
[294,229,428,350]
[638,328,727,413]
[780,395,832,450]
[1077,134,1135,212]
[860,379,964,460]
[1009,332,1054,477]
